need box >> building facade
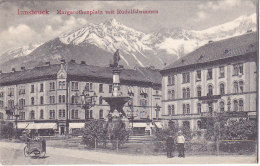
[160,32,257,131]
[0,60,162,135]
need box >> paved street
[0,141,257,164]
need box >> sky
[0,0,257,54]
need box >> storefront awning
[69,123,85,129]
[17,123,30,129]
[131,123,153,128]
[26,123,57,130]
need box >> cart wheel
[30,149,40,158]
[24,146,29,157]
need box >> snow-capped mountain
[0,13,256,72]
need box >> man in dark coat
[166,135,175,158]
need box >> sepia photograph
[0,0,258,164]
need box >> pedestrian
[166,135,175,158]
[176,131,185,158]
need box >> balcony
[198,94,221,102]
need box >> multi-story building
[0,60,162,135]
[160,32,257,131]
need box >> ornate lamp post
[78,86,97,120]
[5,104,20,138]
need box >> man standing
[177,131,185,158]
[166,135,174,158]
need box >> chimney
[247,29,253,33]
[21,67,25,71]
[45,62,51,66]
[70,59,76,63]
[80,61,86,64]
[12,68,16,72]
[208,40,213,44]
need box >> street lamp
[5,104,20,139]
[155,104,161,120]
[77,86,97,120]
[128,98,134,128]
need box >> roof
[0,62,162,86]
[162,32,257,72]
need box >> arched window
[186,104,190,114]
[197,86,201,97]
[183,104,186,114]
[220,101,225,112]
[233,82,239,93]
[186,88,190,98]
[233,100,238,111]
[183,88,186,99]
[239,100,244,111]
[40,110,44,119]
[197,103,201,114]
[208,85,213,96]
[40,96,44,105]
[171,105,175,115]
[99,96,103,105]
[239,81,244,93]
[197,121,202,129]
[30,110,35,119]
[220,83,225,95]
[99,109,103,119]
[31,97,35,105]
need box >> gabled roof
[0,62,162,86]
[162,32,257,73]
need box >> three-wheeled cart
[24,139,46,157]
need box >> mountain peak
[104,18,120,26]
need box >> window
[220,101,225,112]
[197,103,201,114]
[0,112,3,120]
[40,96,44,105]
[90,110,93,119]
[59,109,65,118]
[182,72,190,83]
[59,81,66,89]
[186,88,190,98]
[86,110,89,119]
[99,96,103,105]
[140,94,148,107]
[220,83,225,95]
[30,110,35,119]
[168,90,175,100]
[31,97,34,105]
[19,88,25,95]
[19,112,25,120]
[40,110,44,119]
[128,86,134,96]
[109,85,113,93]
[233,100,238,111]
[208,85,213,96]
[219,66,225,78]
[207,69,213,80]
[19,99,25,108]
[59,95,66,103]
[49,110,55,119]
[168,75,174,85]
[71,95,78,104]
[99,109,103,119]
[233,63,243,76]
[49,96,55,104]
[186,104,190,114]
[208,103,213,114]
[0,100,3,108]
[8,88,14,97]
[99,84,103,93]
[239,100,244,111]
[183,104,186,114]
[40,83,44,92]
[171,105,175,115]
[72,82,79,90]
[0,91,3,97]
[239,81,244,93]
[197,86,201,97]
[183,88,186,99]
[8,100,14,108]
[233,82,239,93]
[31,85,34,93]
[50,82,55,90]
[196,70,201,81]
